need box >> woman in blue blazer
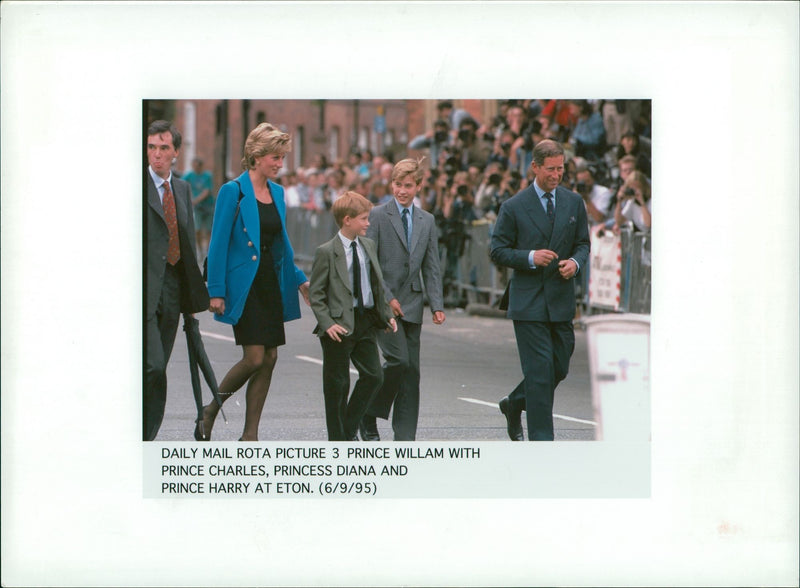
[195,123,310,441]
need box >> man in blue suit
[490,139,590,441]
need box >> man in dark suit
[145,120,208,441]
[359,158,446,441]
[490,139,590,441]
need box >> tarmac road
[155,305,596,442]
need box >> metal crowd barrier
[283,208,650,315]
[284,207,339,272]
[597,226,651,315]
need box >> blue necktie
[401,208,410,248]
[544,193,554,224]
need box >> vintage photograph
[4,2,796,586]
[144,98,652,443]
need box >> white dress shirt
[337,232,374,309]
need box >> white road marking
[200,330,236,342]
[296,355,358,376]
[458,397,597,426]
[196,337,594,426]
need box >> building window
[295,126,304,170]
[371,128,380,155]
[329,126,340,163]
[183,102,197,173]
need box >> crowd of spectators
[266,99,650,231]
[181,99,651,306]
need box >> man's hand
[533,249,559,267]
[325,323,348,343]
[389,298,404,318]
[432,310,446,325]
[558,259,578,279]
[385,317,398,333]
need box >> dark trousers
[367,319,422,440]
[509,320,575,441]
[320,310,384,441]
[144,263,181,441]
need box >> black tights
[203,345,278,440]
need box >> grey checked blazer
[366,200,444,324]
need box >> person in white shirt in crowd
[574,160,613,227]
[614,169,651,232]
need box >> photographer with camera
[574,161,613,226]
[488,128,517,170]
[572,100,606,161]
[474,162,505,220]
[454,117,491,172]
[510,118,545,176]
[436,171,477,306]
[408,118,452,171]
[614,169,651,232]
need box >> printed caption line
[459,397,597,426]
[201,331,595,426]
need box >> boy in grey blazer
[359,159,446,441]
[309,191,396,441]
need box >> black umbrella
[183,313,227,437]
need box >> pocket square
[569,216,576,224]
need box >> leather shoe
[359,415,380,441]
[499,396,524,441]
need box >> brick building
[145,98,496,188]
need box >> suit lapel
[363,239,384,311]
[549,186,571,249]
[333,237,351,296]
[409,206,424,254]
[521,186,552,237]
[147,174,166,224]
[172,179,190,233]
[238,172,260,250]
[386,203,409,253]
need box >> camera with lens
[624,187,635,197]
[458,128,475,143]
[434,130,448,143]
[443,156,459,177]
[488,173,502,186]
[456,184,469,198]
[576,181,588,194]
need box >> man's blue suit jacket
[490,184,590,322]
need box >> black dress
[233,199,285,347]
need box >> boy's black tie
[351,241,364,314]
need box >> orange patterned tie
[162,179,180,265]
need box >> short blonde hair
[624,170,651,201]
[242,122,291,170]
[332,191,373,228]
[391,157,425,185]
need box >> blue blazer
[206,171,308,325]
[490,184,590,322]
